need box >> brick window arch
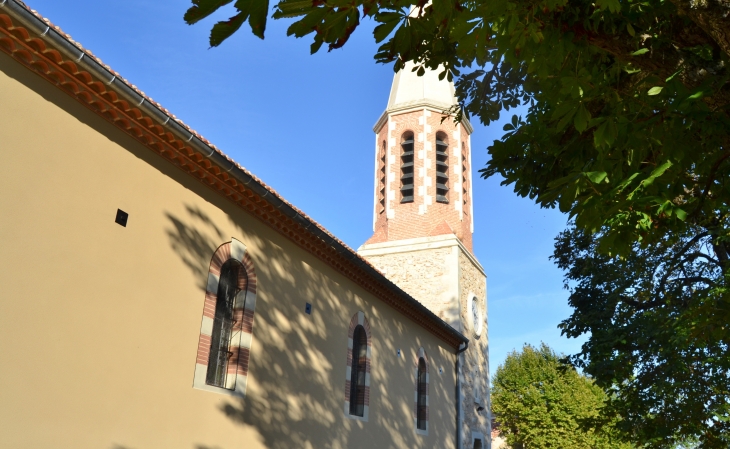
[193,238,257,396]
[344,311,371,420]
[415,347,429,434]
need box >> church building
[0,1,490,448]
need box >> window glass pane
[349,325,367,416]
[417,357,427,429]
[206,259,244,388]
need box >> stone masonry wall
[363,246,458,325]
[458,249,489,449]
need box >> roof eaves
[0,0,469,349]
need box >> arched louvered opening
[400,132,415,203]
[416,357,428,430]
[349,325,368,416]
[435,132,449,203]
[207,258,247,389]
[462,141,468,209]
[378,140,386,213]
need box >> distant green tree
[554,223,730,448]
[492,343,632,449]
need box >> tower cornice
[359,234,485,276]
[373,103,474,134]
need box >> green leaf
[236,0,270,39]
[574,104,590,133]
[603,119,617,146]
[665,70,681,82]
[594,121,608,147]
[684,44,714,61]
[310,36,323,54]
[557,107,577,131]
[585,171,608,184]
[628,160,673,199]
[286,7,328,38]
[209,12,247,46]
[274,0,312,19]
[184,0,233,25]
[208,0,269,45]
[646,160,673,182]
[551,101,576,121]
[647,86,663,95]
[373,13,401,43]
[631,48,649,56]
[686,90,704,101]
[596,0,621,12]
[626,23,635,36]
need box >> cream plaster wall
[0,52,458,449]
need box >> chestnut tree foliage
[183,0,730,445]
[182,0,730,254]
[554,223,730,448]
[492,343,632,449]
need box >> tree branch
[657,232,711,293]
[668,0,730,59]
[689,151,730,219]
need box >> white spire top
[386,61,458,113]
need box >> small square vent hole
[115,209,128,227]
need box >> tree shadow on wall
[166,203,458,449]
[165,205,225,291]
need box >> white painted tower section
[387,62,458,113]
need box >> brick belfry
[358,62,490,449]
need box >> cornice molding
[0,4,467,350]
[358,234,486,277]
[372,102,474,134]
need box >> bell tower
[364,62,475,250]
[358,62,490,449]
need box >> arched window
[378,140,387,213]
[206,259,246,388]
[473,439,483,449]
[435,132,449,203]
[350,325,367,416]
[417,357,428,430]
[193,238,258,397]
[344,311,371,420]
[414,347,429,434]
[400,132,414,203]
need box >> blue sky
[27,0,585,373]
